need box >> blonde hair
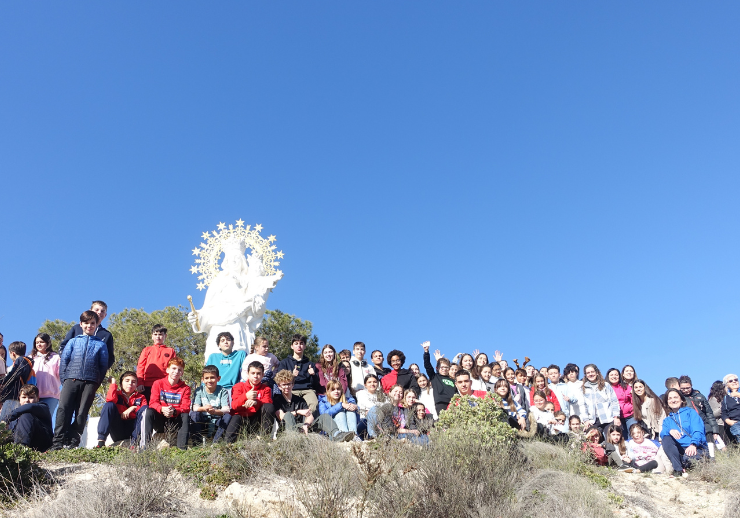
[326,380,346,405]
[402,389,417,408]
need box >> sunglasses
[728,378,739,383]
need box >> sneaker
[352,436,363,442]
[618,465,633,473]
[331,432,354,442]
[670,470,683,478]
[343,432,356,442]
[95,440,106,448]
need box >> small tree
[437,393,516,446]
[37,318,78,349]
[256,309,319,361]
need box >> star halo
[190,220,283,290]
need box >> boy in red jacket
[224,361,275,443]
[136,324,177,403]
[143,357,191,450]
[96,370,147,447]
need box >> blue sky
[1,2,739,395]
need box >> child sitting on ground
[190,365,231,444]
[97,371,147,447]
[530,391,558,435]
[603,424,633,471]
[143,357,191,450]
[318,379,360,437]
[272,369,355,441]
[224,361,275,443]
[582,425,608,465]
[205,332,246,391]
[4,384,53,451]
[626,423,662,473]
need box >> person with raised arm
[421,341,456,415]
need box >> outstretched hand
[433,350,444,361]
[494,350,503,362]
[472,349,480,358]
[421,341,430,353]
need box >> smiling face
[389,386,404,404]
[417,376,428,389]
[495,384,508,398]
[516,371,526,384]
[533,395,546,410]
[525,365,535,377]
[505,369,516,384]
[491,363,502,377]
[535,376,546,390]
[449,364,459,378]
[607,370,620,385]
[202,372,219,391]
[34,337,50,354]
[322,347,335,363]
[461,355,474,370]
[365,377,378,393]
[666,391,682,411]
[404,391,417,407]
[389,355,403,371]
[622,366,635,382]
[480,366,492,382]
[585,367,597,382]
[633,381,645,397]
[371,351,384,367]
[91,303,107,324]
[476,354,488,367]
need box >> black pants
[144,410,190,450]
[12,413,53,451]
[224,404,275,443]
[53,379,101,448]
[630,460,659,472]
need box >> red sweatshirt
[149,377,191,416]
[137,344,177,387]
[230,380,272,417]
[529,386,561,412]
[105,382,147,419]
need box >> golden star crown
[190,219,284,290]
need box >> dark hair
[606,368,626,390]
[8,341,26,356]
[216,331,234,345]
[503,367,516,380]
[91,300,108,310]
[247,360,265,373]
[547,364,560,373]
[19,384,39,398]
[202,365,220,377]
[81,310,99,324]
[533,373,553,399]
[605,424,627,454]
[664,388,686,409]
[490,362,502,373]
[563,363,580,378]
[665,377,679,389]
[291,334,307,345]
[31,333,54,358]
[621,365,637,384]
[353,341,366,350]
[152,323,167,334]
[370,349,383,359]
[629,422,645,435]
[119,370,138,386]
[409,363,420,372]
[493,378,516,409]
[0,344,7,360]
[455,369,471,380]
[678,375,693,387]
[387,349,406,368]
[364,373,379,385]
[436,357,451,370]
[632,379,666,422]
[569,414,581,425]
[532,390,548,402]
[710,381,727,403]
[339,349,351,358]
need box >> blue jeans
[40,397,59,427]
[366,407,379,438]
[189,411,231,444]
[661,434,708,472]
[398,433,430,445]
[624,416,639,439]
[333,410,358,432]
[729,423,740,441]
[97,402,147,442]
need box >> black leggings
[630,460,658,472]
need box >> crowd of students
[1,300,739,480]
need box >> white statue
[187,222,284,360]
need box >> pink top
[33,352,61,399]
[611,383,633,418]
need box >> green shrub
[0,422,45,502]
[437,392,516,445]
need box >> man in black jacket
[59,300,115,370]
[422,341,456,415]
[680,375,719,456]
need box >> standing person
[679,375,719,458]
[606,368,636,437]
[621,365,637,387]
[136,325,177,403]
[708,380,730,447]
[0,341,34,406]
[315,344,348,396]
[380,349,420,397]
[243,337,279,387]
[421,341,456,415]
[661,388,708,477]
[347,342,373,396]
[632,379,666,440]
[205,331,246,391]
[504,367,530,415]
[546,365,568,417]
[0,333,7,379]
[720,373,740,443]
[562,363,583,418]
[143,357,191,450]
[51,311,109,450]
[277,335,319,414]
[59,301,114,370]
[580,364,621,438]
[31,333,61,421]
[370,349,390,379]
[416,374,438,420]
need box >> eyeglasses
[728,379,739,383]
[556,419,565,423]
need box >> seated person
[721,373,740,443]
[276,335,319,414]
[97,371,147,447]
[4,384,53,451]
[626,423,662,473]
[603,424,633,471]
[224,361,275,443]
[190,365,231,444]
[661,388,708,477]
[205,332,246,391]
[244,337,279,387]
[582,425,608,465]
[356,374,383,437]
[272,369,355,442]
[406,402,434,439]
[143,357,191,450]
[318,379,359,435]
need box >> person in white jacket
[347,342,374,396]
[417,374,438,420]
[563,363,584,418]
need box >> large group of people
[1,300,739,479]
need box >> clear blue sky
[1,2,739,395]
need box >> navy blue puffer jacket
[60,334,109,384]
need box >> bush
[437,393,516,445]
[0,422,44,503]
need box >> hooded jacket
[660,406,708,449]
[683,389,719,434]
[105,381,147,419]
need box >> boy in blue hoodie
[51,310,109,450]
